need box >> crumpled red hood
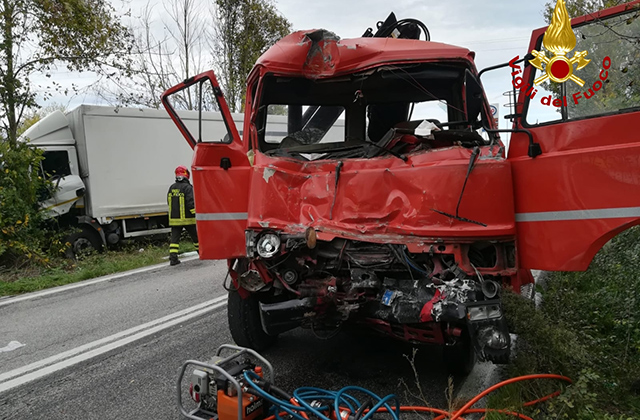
[247,148,515,246]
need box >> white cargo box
[24,105,248,220]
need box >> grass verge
[0,239,197,297]
[486,227,640,419]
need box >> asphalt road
[0,258,458,420]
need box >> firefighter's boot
[169,254,181,266]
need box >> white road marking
[0,295,227,393]
[0,255,200,308]
[0,341,25,353]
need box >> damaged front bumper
[239,229,514,364]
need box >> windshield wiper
[359,130,408,162]
[431,146,487,227]
[364,139,408,162]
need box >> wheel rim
[73,237,94,254]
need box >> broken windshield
[255,62,489,159]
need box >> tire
[443,328,476,376]
[65,227,103,259]
[227,289,277,351]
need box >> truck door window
[525,9,640,126]
[164,77,234,143]
[523,83,564,125]
[42,151,71,179]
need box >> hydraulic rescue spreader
[177,345,572,420]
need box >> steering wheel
[281,136,304,149]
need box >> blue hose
[244,371,401,420]
[333,386,400,420]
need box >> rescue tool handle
[177,360,244,420]
[215,344,275,383]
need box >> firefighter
[167,165,198,266]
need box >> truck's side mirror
[464,69,484,127]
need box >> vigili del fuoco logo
[508,0,612,107]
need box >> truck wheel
[65,228,103,259]
[443,328,476,376]
[227,289,277,351]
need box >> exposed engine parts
[237,230,514,363]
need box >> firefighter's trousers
[169,225,199,260]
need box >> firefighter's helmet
[175,165,190,180]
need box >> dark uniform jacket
[167,179,196,226]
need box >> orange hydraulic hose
[433,407,534,420]
[254,374,572,420]
[290,399,309,420]
[449,374,572,420]
[523,390,562,407]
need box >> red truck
[162,1,640,373]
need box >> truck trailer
[21,105,247,254]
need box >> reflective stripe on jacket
[168,179,196,226]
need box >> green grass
[486,227,640,419]
[0,240,197,297]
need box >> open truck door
[162,71,250,259]
[508,1,640,271]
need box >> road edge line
[0,295,226,384]
[0,300,227,394]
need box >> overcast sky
[35,0,553,129]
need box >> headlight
[467,304,502,321]
[256,233,281,258]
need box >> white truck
[21,105,249,255]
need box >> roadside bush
[0,238,196,296]
[0,140,59,269]
[490,227,640,419]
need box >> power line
[456,36,529,45]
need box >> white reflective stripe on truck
[515,206,640,222]
[43,197,80,210]
[196,212,248,221]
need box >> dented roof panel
[254,30,476,78]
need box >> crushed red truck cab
[163,2,640,373]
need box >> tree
[543,0,626,21]
[212,0,291,112]
[100,0,291,112]
[0,0,132,146]
[96,0,209,109]
[0,138,49,267]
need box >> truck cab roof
[253,30,476,78]
[19,110,75,146]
